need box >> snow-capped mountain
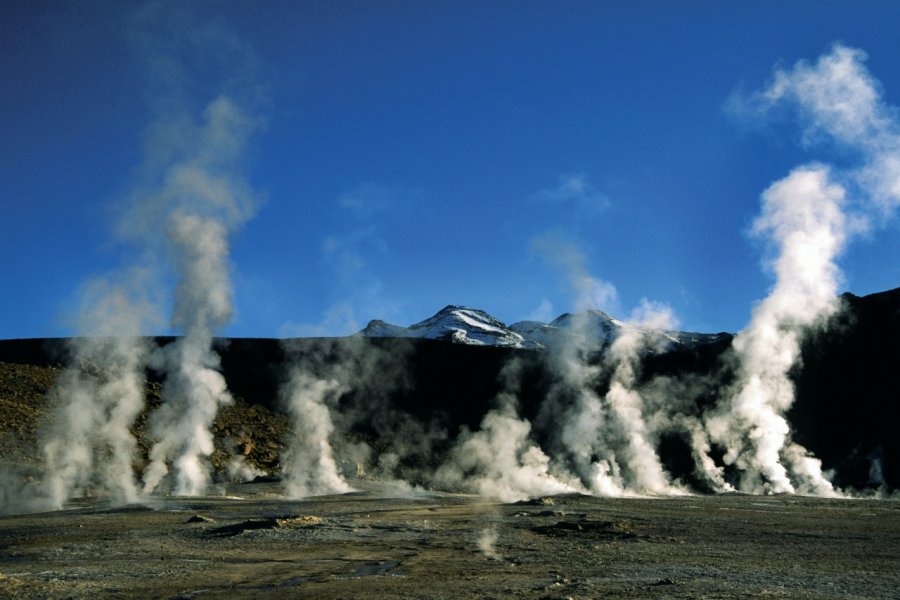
[361,305,730,350]
[362,306,539,348]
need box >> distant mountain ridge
[360,304,731,350]
[363,306,535,348]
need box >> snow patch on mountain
[361,305,730,350]
[361,306,538,348]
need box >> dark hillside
[0,287,897,490]
[791,288,900,488]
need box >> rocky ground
[0,482,898,599]
[0,361,291,481]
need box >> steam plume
[226,455,265,483]
[707,167,846,494]
[281,370,353,498]
[710,43,900,495]
[435,361,581,502]
[534,237,680,495]
[764,43,900,211]
[42,273,158,507]
[33,4,265,499]
[141,98,261,495]
[279,337,437,497]
[477,527,501,560]
[601,301,682,494]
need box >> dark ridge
[790,287,900,488]
[1,286,897,489]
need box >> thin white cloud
[526,298,555,323]
[530,232,619,314]
[286,183,413,338]
[321,231,380,279]
[280,302,361,338]
[761,45,893,150]
[337,182,426,219]
[534,173,610,213]
[337,182,396,217]
[732,42,900,215]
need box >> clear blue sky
[2,1,899,339]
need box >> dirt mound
[208,514,325,537]
[0,362,62,469]
[531,519,638,539]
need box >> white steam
[43,95,261,504]
[226,455,265,483]
[553,303,684,496]
[746,43,900,216]
[682,414,733,492]
[434,375,582,502]
[477,527,501,560]
[601,301,683,494]
[707,167,846,495]
[534,238,682,496]
[34,6,264,504]
[708,43,900,495]
[140,97,260,496]
[532,233,619,314]
[278,338,435,499]
[281,370,353,498]
[42,274,158,508]
[760,44,899,203]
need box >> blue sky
[2,1,899,339]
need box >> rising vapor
[278,337,422,498]
[601,301,683,494]
[532,237,681,495]
[706,166,846,495]
[435,361,581,502]
[43,273,159,508]
[35,3,264,502]
[140,98,262,496]
[280,369,353,498]
[708,43,900,495]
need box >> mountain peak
[362,305,535,348]
[362,305,730,350]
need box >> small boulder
[186,515,216,524]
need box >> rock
[531,519,637,539]
[275,515,324,528]
[186,515,216,523]
[514,497,556,507]
[208,515,324,536]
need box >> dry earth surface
[1,482,899,599]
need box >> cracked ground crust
[1,481,899,599]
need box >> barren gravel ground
[1,480,898,599]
